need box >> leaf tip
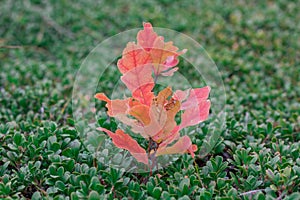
[143,22,153,28]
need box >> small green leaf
[270,184,277,191]
[283,167,291,178]
[112,153,123,165]
[88,191,100,200]
[161,191,170,199]
[266,169,275,180]
[71,192,79,200]
[256,192,265,200]
[56,180,66,191]
[152,187,162,199]
[13,133,22,146]
[178,195,191,200]
[179,178,190,195]
[31,191,41,200]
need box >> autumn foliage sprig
[95,22,210,165]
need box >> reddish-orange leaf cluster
[95,22,210,165]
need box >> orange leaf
[129,104,151,125]
[94,93,129,117]
[94,93,141,129]
[128,87,178,139]
[95,93,153,138]
[130,104,166,138]
[152,87,181,143]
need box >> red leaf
[129,87,181,140]
[173,86,211,130]
[137,22,186,77]
[180,100,210,129]
[161,67,179,76]
[156,135,196,157]
[187,144,198,158]
[173,89,189,102]
[99,128,148,164]
[150,37,184,76]
[180,86,210,110]
[157,126,180,149]
[121,64,154,106]
[95,23,210,161]
[117,42,151,74]
[137,22,158,51]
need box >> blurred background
[1,0,299,127]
